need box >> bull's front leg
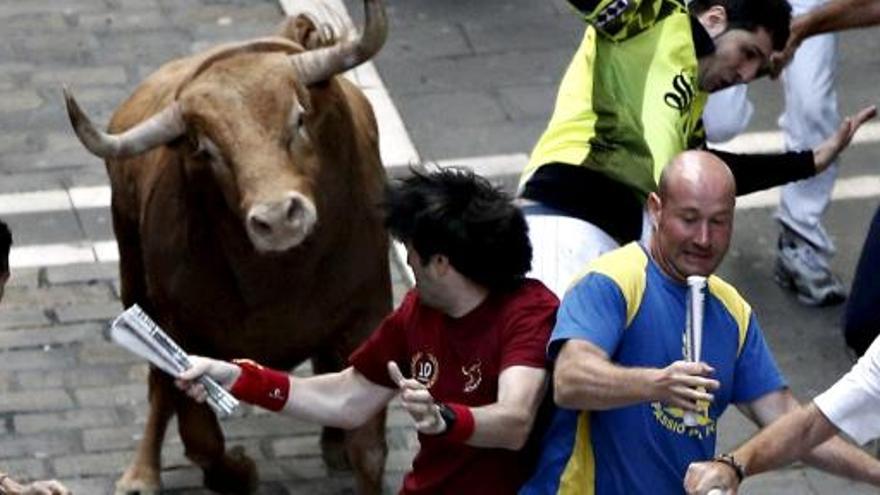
[175,392,258,494]
[115,367,176,495]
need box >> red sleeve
[348,290,417,389]
[500,280,559,370]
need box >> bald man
[521,151,880,494]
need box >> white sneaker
[774,228,846,307]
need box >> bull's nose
[287,199,301,223]
[246,192,317,252]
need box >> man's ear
[647,192,662,230]
[431,254,451,277]
[698,5,729,38]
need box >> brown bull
[64,2,391,493]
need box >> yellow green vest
[523,0,708,200]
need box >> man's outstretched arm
[178,356,396,430]
[685,390,880,495]
[684,402,839,494]
[713,105,876,196]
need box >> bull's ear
[276,14,336,50]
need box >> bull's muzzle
[246,192,317,252]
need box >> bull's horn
[63,87,186,159]
[288,0,387,85]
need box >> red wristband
[230,359,290,412]
[445,403,475,443]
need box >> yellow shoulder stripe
[707,276,751,355]
[570,243,648,327]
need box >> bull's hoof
[114,464,160,495]
[203,445,258,494]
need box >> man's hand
[174,355,241,402]
[387,361,446,435]
[650,360,719,411]
[814,105,877,173]
[684,460,740,495]
[4,479,71,495]
[769,16,809,78]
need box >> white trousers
[525,211,652,299]
[703,0,840,266]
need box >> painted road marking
[8,170,880,268]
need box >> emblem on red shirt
[411,352,439,388]
[462,361,482,393]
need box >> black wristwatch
[712,453,745,483]
[436,402,457,435]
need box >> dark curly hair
[691,0,792,51]
[384,167,532,291]
[0,219,11,274]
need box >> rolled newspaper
[684,275,707,427]
[110,304,238,417]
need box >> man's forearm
[469,402,537,450]
[736,403,839,478]
[737,402,880,486]
[281,368,394,429]
[555,357,657,410]
[800,0,880,37]
[800,406,880,486]
[466,366,548,450]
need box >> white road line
[10,243,99,268]
[0,186,110,216]
[69,186,111,210]
[0,190,70,215]
[10,172,880,269]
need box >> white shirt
[813,336,880,445]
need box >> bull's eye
[289,104,309,147]
[194,136,222,163]
[297,115,309,140]
[188,134,206,157]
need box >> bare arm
[553,339,719,411]
[684,402,839,494]
[772,0,880,75]
[741,390,880,484]
[468,365,548,450]
[283,367,397,429]
[797,0,880,38]
[388,362,548,450]
[178,356,396,430]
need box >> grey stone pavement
[0,0,878,494]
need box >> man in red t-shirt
[176,168,559,494]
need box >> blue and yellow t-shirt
[521,243,785,495]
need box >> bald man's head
[657,151,736,202]
[648,151,736,281]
